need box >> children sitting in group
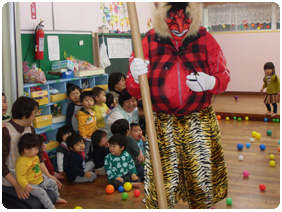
[137,99,146,137]
[56,125,73,178]
[66,84,83,133]
[130,123,146,157]
[111,119,144,180]
[105,92,117,111]
[92,87,111,130]
[77,91,97,161]
[16,133,67,209]
[104,133,141,190]
[65,134,97,183]
[91,130,110,176]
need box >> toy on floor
[259,184,266,191]
[118,186,124,193]
[251,131,257,137]
[233,116,237,120]
[242,170,249,178]
[255,133,261,139]
[245,117,249,121]
[250,138,255,143]
[260,144,266,151]
[121,192,128,200]
[234,95,238,100]
[237,143,244,150]
[226,117,229,120]
[216,115,221,120]
[269,161,275,167]
[267,130,272,136]
[134,189,141,197]
[226,197,232,205]
[106,184,115,194]
[123,182,132,192]
[237,117,242,121]
[74,206,83,209]
[238,155,244,161]
[269,154,275,160]
[264,118,268,122]
[246,143,251,148]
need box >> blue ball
[264,118,268,122]
[118,186,124,193]
[237,143,244,150]
[246,143,251,148]
[260,144,266,151]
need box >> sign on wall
[107,38,132,59]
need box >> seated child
[65,134,97,183]
[2,92,11,126]
[16,133,67,209]
[104,133,141,190]
[66,84,83,133]
[130,123,146,157]
[106,92,117,111]
[92,87,111,130]
[91,130,110,175]
[56,125,73,177]
[38,135,63,180]
[137,99,146,136]
[111,119,144,180]
[77,91,97,161]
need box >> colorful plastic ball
[267,130,272,136]
[246,143,251,148]
[123,182,132,192]
[234,95,238,100]
[264,118,268,122]
[226,197,232,205]
[226,117,230,120]
[242,170,249,178]
[74,206,83,209]
[269,160,275,167]
[278,140,280,144]
[275,119,280,123]
[105,184,115,194]
[216,115,221,120]
[255,133,261,139]
[121,192,129,200]
[245,117,249,121]
[238,117,242,121]
[269,154,275,160]
[272,118,276,122]
[237,143,244,150]
[259,184,266,191]
[250,138,255,143]
[134,189,141,197]
[233,116,237,120]
[238,155,244,161]
[278,147,280,152]
[260,144,266,151]
[118,186,124,193]
[251,131,257,137]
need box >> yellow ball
[269,154,275,160]
[255,133,261,139]
[226,117,230,120]
[123,182,132,192]
[74,206,83,209]
[251,131,257,137]
[269,160,275,167]
[245,117,249,121]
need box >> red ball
[216,115,221,120]
[134,189,141,197]
[259,184,266,191]
[106,184,115,194]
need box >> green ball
[278,140,280,144]
[267,130,272,136]
[275,119,280,123]
[226,197,232,205]
[121,192,128,200]
[238,117,242,121]
[233,116,237,120]
[272,119,276,122]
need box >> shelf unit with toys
[23,73,108,141]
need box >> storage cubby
[23,73,108,141]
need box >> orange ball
[278,147,280,152]
[217,115,221,120]
[106,184,115,194]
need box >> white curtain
[207,2,280,26]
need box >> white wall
[19,2,154,33]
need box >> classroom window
[205,2,280,32]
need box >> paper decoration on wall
[107,38,132,59]
[147,18,152,31]
[100,2,129,31]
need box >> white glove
[130,58,149,84]
[186,72,216,92]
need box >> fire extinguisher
[35,20,44,60]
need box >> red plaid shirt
[126,27,230,116]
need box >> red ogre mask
[165,9,192,41]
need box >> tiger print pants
[144,106,228,209]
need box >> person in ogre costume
[126,2,230,209]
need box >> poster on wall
[99,2,130,31]
[107,38,132,59]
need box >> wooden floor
[56,93,280,209]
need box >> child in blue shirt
[104,133,141,190]
[130,123,146,157]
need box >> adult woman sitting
[108,72,126,105]
[2,96,61,209]
[105,88,139,136]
